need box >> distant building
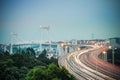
[109,37,120,48]
[0,44,9,54]
[46,53,54,59]
[70,39,77,45]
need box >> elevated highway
[58,45,120,80]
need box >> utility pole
[112,49,114,64]
[112,48,117,64]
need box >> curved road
[58,46,120,80]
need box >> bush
[26,64,76,80]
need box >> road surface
[58,46,120,80]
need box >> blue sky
[0,0,120,44]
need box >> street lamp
[77,48,80,53]
[108,46,112,49]
[60,43,65,55]
[102,51,107,61]
[65,46,68,53]
[109,46,117,64]
[112,48,115,64]
[112,47,117,65]
[95,53,98,80]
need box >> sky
[0,0,120,44]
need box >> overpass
[58,45,120,80]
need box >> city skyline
[0,0,120,44]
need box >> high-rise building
[109,37,120,48]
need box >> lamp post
[112,48,115,64]
[65,46,68,54]
[60,43,64,55]
[77,48,80,54]
[103,51,107,61]
[95,53,98,80]
[112,47,117,65]
[108,46,117,65]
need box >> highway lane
[58,52,87,80]
[58,46,120,80]
[59,48,107,80]
[74,49,113,80]
[67,52,97,80]
[79,47,120,79]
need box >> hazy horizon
[0,0,120,44]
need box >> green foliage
[11,54,35,68]
[26,64,76,80]
[38,49,58,65]
[0,59,14,80]
[59,67,75,80]
[50,57,58,65]
[26,48,36,56]
[45,63,60,79]
[19,66,29,80]
[38,49,48,63]
[0,51,10,60]
[4,67,19,80]
[10,53,46,69]
[39,49,47,58]
[0,48,75,80]
[0,48,47,80]
[26,67,46,80]
[0,58,28,80]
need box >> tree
[26,67,46,80]
[11,53,40,68]
[26,64,76,80]
[0,51,10,60]
[26,48,36,56]
[29,48,36,56]
[50,57,58,66]
[0,59,14,80]
[4,67,19,80]
[59,67,75,80]
[39,49,47,58]
[45,63,60,80]
[46,64,75,80]
[38,49,51,65]
[4,51,10,56]
[19,66,29,80]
